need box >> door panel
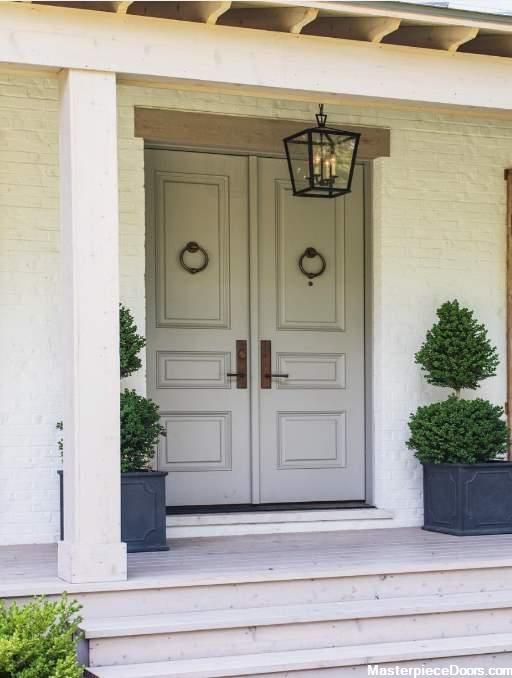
[146,149,251,505]
[257,159,365,503]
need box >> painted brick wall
[1,67,511,543]
[0,70,145,544]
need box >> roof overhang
[3,1,512,112]
[22,0,512,57]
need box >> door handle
[227,340,247,389]
[260,340,288,388]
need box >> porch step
[82,589,512,637]
[85,632,512,677]
[166,508,394,538]
[83,590,512,666]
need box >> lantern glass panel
[309,130,357,195]
[285,131,311,195]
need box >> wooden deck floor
[3,527,512,598]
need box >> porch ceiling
[25,0,512,58]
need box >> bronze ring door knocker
[298,247,326,285]
[179,241,209,274]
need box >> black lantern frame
[283,104,360,198]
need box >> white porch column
[58,69,127,583]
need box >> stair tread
[86,632,512,677]
[82,589,512,638]
[167,508,393,527]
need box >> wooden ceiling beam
[128,2,232,24]
[460,34,512,58]
[218,7,319,34]
[303,17,401,43]
[384,25,479,52]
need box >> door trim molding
[363,160,374,505]
[136,108,390,160]
[248,156,262,502]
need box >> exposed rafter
[218,7,319,34]
[303,17,401,43]
[384,25,479,52]
[112,1,132,13]
[129,1,231,24]
[9,0,512,63]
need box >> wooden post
[505,169,512,459]
[58,69,127,583]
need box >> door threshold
[166,506,394,538]
[167,501,372,515]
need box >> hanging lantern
[283,104,360,198]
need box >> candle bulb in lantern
[330,154,337,177]
[313,151,321,176]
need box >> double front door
[146,149,365,507]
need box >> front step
[83,590,512,665]
[166,508,394,538]
[85,633,512,677]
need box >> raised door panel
[160,411,232,472]
[275,353,346,390]
[277,411,346,469]
[156,351,232,389]
[276,181,345,331]
[155,171,230,329]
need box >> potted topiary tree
[58,306,168,553]
[407,300,511,535]
[119,305,168,552]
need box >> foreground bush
[0,594,83,678]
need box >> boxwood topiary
[407,299,508,464]
[407,395,508,464]
[0,594,82,678]
[414,299,499,395]
[120,304,146,380]
[120,389,166,472]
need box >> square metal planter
[423,462,512,536]
[58,470,169,552]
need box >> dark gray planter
[423,461,512,536]
[58,470,169,553]
[121,471,169,553]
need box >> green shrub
[120,389,166,472]
[415,299,499,394]
[408,299,508,464]
[59,307,165,471]
[120,304,146,379]
[407,395,508,464]
[0,595,82,678]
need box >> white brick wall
[1,67,511,544]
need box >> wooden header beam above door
[134,108,390,160]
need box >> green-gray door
[146,149,366,506]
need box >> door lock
[227,340,247,389]
[260,340,288,388]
